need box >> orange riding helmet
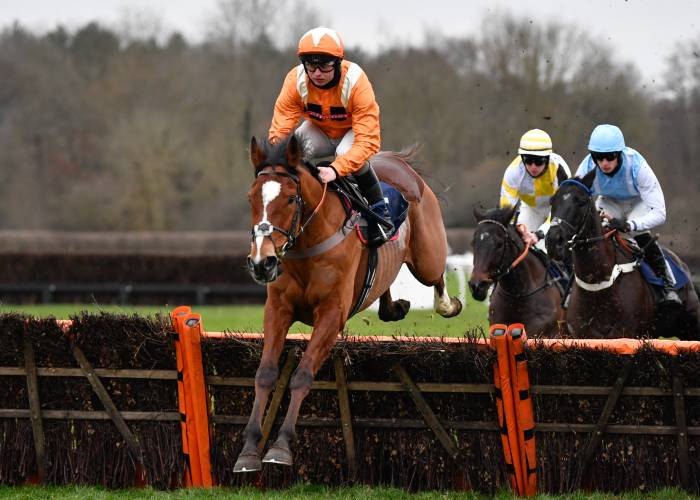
[297,27,344,59]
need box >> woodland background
[1,1,698,253]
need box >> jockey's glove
[608,218,631,233]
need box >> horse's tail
[395,143,421,165]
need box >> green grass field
[0,300,489,337]
[0,484,694,499]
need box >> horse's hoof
[379,299,411,322]
[233,452,262,473]
[438,297,462,318]
[262,446,293,466]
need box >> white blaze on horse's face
[251,180,281,263]
[479,232,491,241]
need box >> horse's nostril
[263,256,278,270]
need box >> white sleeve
[553,153,571,178]
[574,156,593,178]
[499,162,522,207]
[629,160,666,231]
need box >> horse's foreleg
[433,273,462,318]
[378,289,411,322]
[262,306,343,466]
[233,304,292,473]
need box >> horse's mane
[478,206,517,225]
[256,135,297,169]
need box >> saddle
[308,160,409,245]
[639,251,690,290]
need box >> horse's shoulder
[370,150,425,202]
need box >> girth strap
[348,246,379,318]
[575,261,638,292]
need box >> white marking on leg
[434,272,454,316]
[253,181,281,263]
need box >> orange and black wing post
[508,323,537,496]
[490,323,524,494]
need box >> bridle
[550,179,614,249]
[476,219,531,281]
[251,166,327,257]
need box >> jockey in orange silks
[268,27,392,245]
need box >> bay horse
[235,135,462,472]
[545,169,700,339]
[469,205,565,338]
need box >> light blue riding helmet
[587,124,625,152]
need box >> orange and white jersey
[268,60,380,176]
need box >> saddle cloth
[354,182,409,244]
[639,250,690,290]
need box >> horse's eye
[288,196,296,205]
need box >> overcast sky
[1,0,698,86]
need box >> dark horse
[235,135,462,472]
[546,169,700,339]
[469,205,565,337]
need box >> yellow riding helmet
[297,27,344,59]
[518,129,553,156]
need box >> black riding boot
[354,163,394,245]
[636,234,682,306]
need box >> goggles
[303,60,336,73]
[521,155,549,167]
[590,151,619,162]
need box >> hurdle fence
[0,309,698,494]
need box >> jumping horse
[545,169,700,339]
[469,204,565,337]
[235,135,462,472]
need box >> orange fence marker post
[170,306,214,487]
[508,324,537,497]
[179,312,214,487]
[490,324,524,494]
[170,307,198,486]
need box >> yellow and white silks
[499,153,571,247]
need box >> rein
[551,180,617,250]
[552,180,640,291]
[477,218,563,299]
[477,219,531,280]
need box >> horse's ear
[250,137,267,170]
[285,135,302,170]
[504,202,519,225]
[473,205,486,222]
[581,168,596,189]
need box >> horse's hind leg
[233,304,293,473]
[404,190,462,318]
[433,272,462,318]
[378,289,411,322]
